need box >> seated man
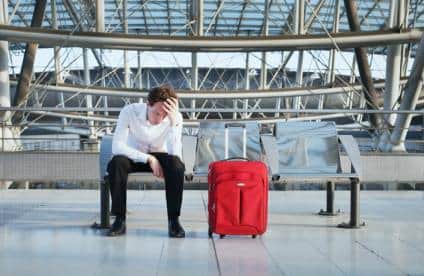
[107,85,185,238]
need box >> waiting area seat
[95,120,362,230]
[261,121,362,228]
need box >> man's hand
[162,97,179,127]
[147,155,164,178]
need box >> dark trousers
[107,153,185,220]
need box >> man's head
[146,85,178,125]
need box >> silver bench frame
[93,124,363,230]
[261,131,363,228]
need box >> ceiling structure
[0,0,423,152]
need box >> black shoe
[168,218,185,238]
[108,217,126,237]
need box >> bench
[261,121,363,228]
[93,120,362,229]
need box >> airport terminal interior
[0,0,424,275]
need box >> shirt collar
[140,104,170,126]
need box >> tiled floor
[0,190,423,276]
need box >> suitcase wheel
[219,234,225,239]
[252,235,257,239]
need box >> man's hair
[147,85,178,106]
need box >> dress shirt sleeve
[166,113,183,161]
[112,105,150,163]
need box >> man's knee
[107,155,132,173]
[165,155,185,173]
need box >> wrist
[169,118,176,127]
[170,118,180,128]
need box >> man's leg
[152,153,185,219]
[108,156,152,208]
[106,155,144,236]
[107,155,133,218]
[151,153,185,237]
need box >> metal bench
[261,121,363,228]
[94,121,363,229]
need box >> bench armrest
[182,135,197,180]
[260,135,279,177]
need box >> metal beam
[8,0,29,27]
[379,0,404,150]
[62,0,102,66]
[280,0,296,34]
[166,0,171,35]
[400,0,410,77]
[343,0,383,133]
[1,25,421,52]
[326,0,341,85]
[204,0,225,36]
[191,51,198,120]
[293,0,305,110]
[195,0,203,36]
[114,0,124,32]
[304,0,326,30]
[275,0,326,111]
[3,107,424,114]
[51,0,67,126]
[96,0,110,133]
[9,78,408,99]
[360,0,386,27]
[96,0,104,33]
[260,0,272,35]
[123,0,130,88]
[0,0,10,123]
[12,0,47,111]
[190,0,203,120]
[3,108,423,129]
[236,0,248,36]
[260,0,270,90]
[83,47,95,138]
[63,0,92,30]
[389,33,424,151]
[213,0,223,36]
[320,0,341,120]
[136,50,143,89]
[243,52,249,119]
[140,0,149,35]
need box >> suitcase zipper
[238,189,242,225]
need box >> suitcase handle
[224,124,247,159]
[225,123,246,129]
[223,157,249,161]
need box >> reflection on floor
[0,190,423,276]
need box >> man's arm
[163,97,183,160]
[166,113,183,160]
[112,105,150,163]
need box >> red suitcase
[208,123,268,238]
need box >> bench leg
[318,181,340,216]
[91,177,111,229]
[338,178,365,228]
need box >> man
[107,85,185,238]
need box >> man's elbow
[111,142,123,156]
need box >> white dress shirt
[112,103,183,163]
